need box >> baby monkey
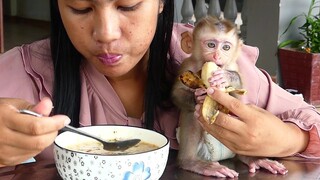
[172,16,288,178]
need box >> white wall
[3,0,17,16]
[244,0,281,75]
[244,0,311,75]
[17,0,50,21]
[278,0,312,46]
[4,0,50,21]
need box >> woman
[0,0,319,170]
[0,0,178,166]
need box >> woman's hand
[0,97,70,166]
[194,87,309,158]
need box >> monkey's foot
[179,160,239,178]
[239,156,288,175]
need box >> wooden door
[0,0,3,53]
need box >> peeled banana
[201,62,223,124]
[179,62,246,124]
[201,62,220,88]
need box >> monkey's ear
[239,38,244,47]
[159,1,164,14]
[180,31,193,54]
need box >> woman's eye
[71,7,92,14]
[222,45,231,51]
[207,42,216,48]
[118,6,136,11]
[118,3,140,12]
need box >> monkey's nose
[212,54,220,63]
[212,53,220,61]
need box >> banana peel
[180,70,206,89]
[179,62,247,124]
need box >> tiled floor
[3,16,50,52]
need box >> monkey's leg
[177,112,239,178]
[238,155,288,175]
[177,111,202,163]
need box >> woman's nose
[93,11,121,43]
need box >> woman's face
[58,0,163,79]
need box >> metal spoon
[19,109,141,151]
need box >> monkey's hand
[194,88,207,104]
[208,69,242,89]
[201,62,247,124]
[179,159,239,178]
[238,155,288,175]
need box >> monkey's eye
[222,45,231,51]
[206,42,216,48]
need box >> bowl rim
[54,125,170,156]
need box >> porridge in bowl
[67,140,159,155]
[54,125,169,180]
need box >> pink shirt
[0,23,319,161]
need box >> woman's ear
[159,1,164,14]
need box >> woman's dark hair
[50,0,175,129]
[50,0,81,127]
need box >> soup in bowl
[54,125,170,180]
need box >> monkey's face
[199,29,239,68]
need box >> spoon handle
[19,109,105,143]
[62,125,105,143]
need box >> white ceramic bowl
[54,125,170,180]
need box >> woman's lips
[97,54,122,65]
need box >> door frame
[0,0,3,53]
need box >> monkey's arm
[171,57,203,111]
[209,69,242,89]
[171,80,196,111]
[226,70,242,89]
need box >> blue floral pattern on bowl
[123,161,151,180]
